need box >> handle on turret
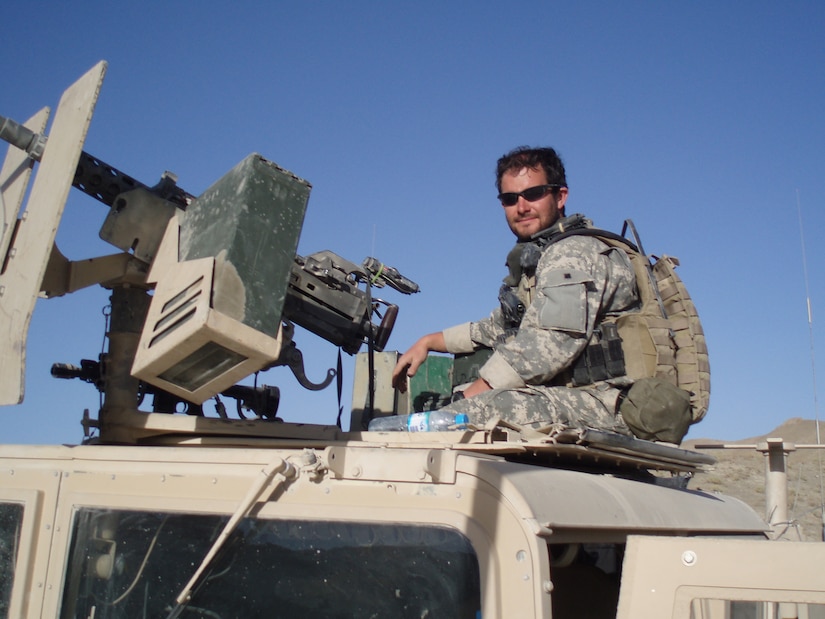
[374,304,398,352]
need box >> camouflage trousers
[440,383,632,435]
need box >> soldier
[391,146,640,433]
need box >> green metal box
[178,153,310,337]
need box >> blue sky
[1,1,824,443]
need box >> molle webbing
[571,322,626,385]
[600,235,709,424]
[649,253,710,422]
[544,222,710,424]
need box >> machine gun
[0,62,417,436]
[0,114,417,360]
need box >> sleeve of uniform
[442,322,475,354]
[479,236,629,389]
[443,306,509,354]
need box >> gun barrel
[1,113,191,208]
[74,150,148,207]
[0,114,47,159]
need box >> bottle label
[406,412,429,432]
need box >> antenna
[797,188,825,541]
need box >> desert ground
[684,418,825,541]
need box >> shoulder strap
[543,221,674,322]
[543,217,711,424]
[546,226,639,253]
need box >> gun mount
[0,61,417,441]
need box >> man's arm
[391,331,447,392]
[393,330,493,396]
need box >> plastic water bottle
[368,411,470,432]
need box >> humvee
[1,61,824,619]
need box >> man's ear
[556,186,569,212]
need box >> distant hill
[684,418,825,541]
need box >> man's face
[500,166,568,241]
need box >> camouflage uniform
[440,220,639,433]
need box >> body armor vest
[497,215,710,425]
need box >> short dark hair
[495,146,568,192]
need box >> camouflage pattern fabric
[441,382,634,435]
[442,231,639,432]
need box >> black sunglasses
[498,184,562,207]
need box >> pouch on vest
[543,218,710,426]
[618,377,692,444]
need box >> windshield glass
[0,502,23,616]
[61,508,481,618]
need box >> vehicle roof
[0,430,769,542]
[467,457,768,541]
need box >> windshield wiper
[165,456,296,619]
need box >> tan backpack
[559,220,710,426]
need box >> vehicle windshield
[0,503,23,616]
[60,508,481,618]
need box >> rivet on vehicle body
[681,550,697,566]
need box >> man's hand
[461,377,492,398]
[391,332,447,392]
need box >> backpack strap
[538,217,710,426]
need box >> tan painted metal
[617,535,825,618]
[0,61,106,405]
[1,443,545,617]
[0,438,785,618]
[0,456,61,619]
[131,215,284,404]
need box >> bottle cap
[455,413,469,428]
